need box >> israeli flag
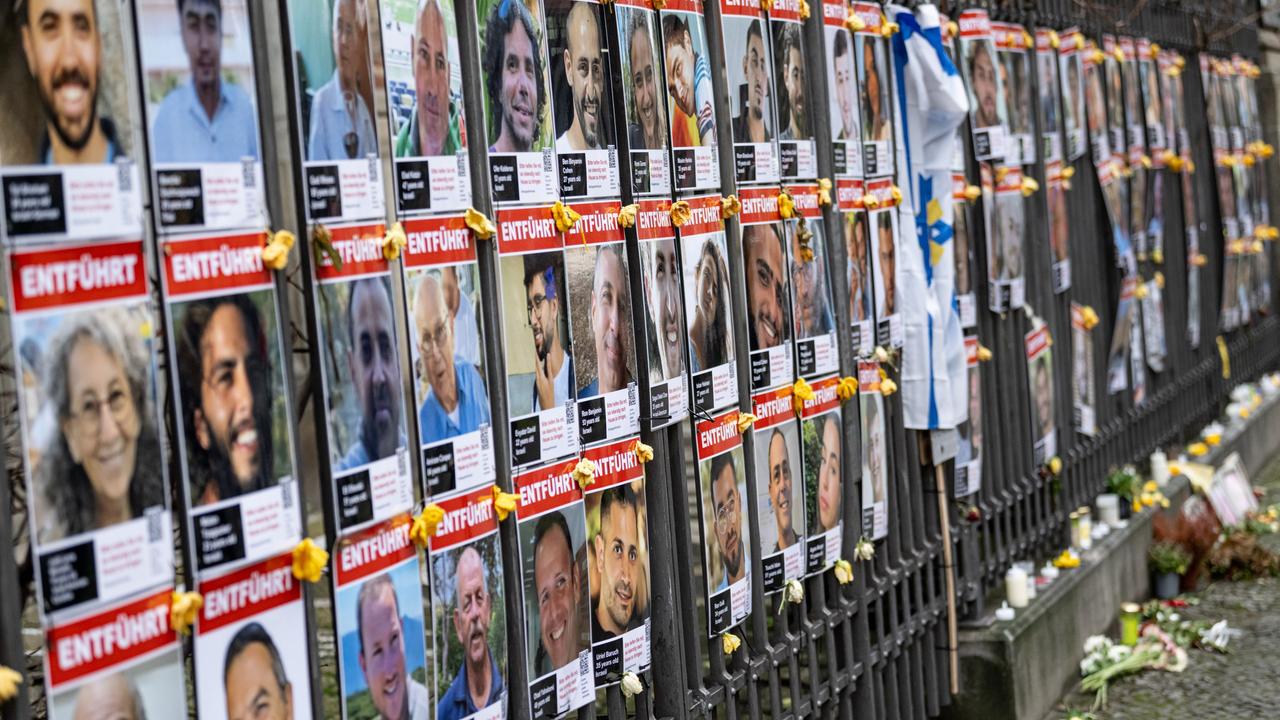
[888,4,970,430]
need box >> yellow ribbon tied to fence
[618,203,639,228]
[492,486,519,521]
[670,200,692,227]
[465,208,496,239]
[383,222,407,261]
[410,504,445,547]
[720,194,741,219]
[292,537,329,583]
[551,200,581,233]
[170,591,203,635]
[573,458,598,490]
[837,376,859,401]
[0,666,21,702]
[262,229,295,270]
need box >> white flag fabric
[888,3,970,430]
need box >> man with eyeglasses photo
[709,452,747,591]
[523,254,573,411]
[412,273,490,443]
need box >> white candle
[1097,494,1121,527]
[1006,565,1029,608]
[1151,450,1170,487]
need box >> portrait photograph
[546,0,616,155]
[317,276,410,471]
[405,264,491,446]
[478,0,554,154]
[956,361,983,485]
[859,391,888,535]
[1,0,140,166]
[1048,174,1070,264]
[699,446,748,593]
[585,477,650,645]
[617,6,669,154]
[194,605,314,720]
[742,222,793,352]
[1073,310,1096,434]
[681,232,736,374]
[136,0,263,165]
[802,410,843,535]
[1061,48,1086,158]
[1084,56,1108,158]
[47,650,185,720]
[845,212,872,323]
[380,0,468,160]
[772,19,811,144]
[856,35,892,145]
[754,422,803,555]
[954,201,974,297]
[1004,46,1032,145]
[1027,349,1056,457]
[962,35,1005,132]
[992,188,1025,282]
[1140,56,1163,146]
[639,237,687,384]
[519,505,592,679]
[430,534,507,719]
[172,290,293,508]
[565,243,638,401]
[660,8,716,150]
[723,14,775,146]
[1036,43,1060,155]
[826,25,861,148]
[288,0,381,162]
[790,219,835,342]
[17,303,167,545]
[335,561,430,720]
[869,209,897,319]
[499,251,575,418]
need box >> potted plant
[1149,541,1191,599]
[1107,465,1140,518]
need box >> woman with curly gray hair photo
[30,306,165,544]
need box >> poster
[312,222,415,531]
[333,515,430,720]
[957,10,1008,162]
[797,376,843,574]
[1070,303,1097,437]
[1207,453,1258,527]
[823,0,862,178]
[1129,293,1147,406]
[10,240,173,617]
[852,2,893,177]
[1106,277,1137,395]
[1058,27,1087,162]
[659,0,719,192]
[840,182,874,354]
[863,178,901,346]
[750,385,804,594]
[400,215,497,497]
[546,0,621,199]
[286,0,387,223]
[635,199,689,428]
[1046,160,1071,292]
[161,232,302,574]
[496,206,580,469]
[378,0,472,214]
[739,187,795,390]
[770,0,816,180]
[721,0,780,184]
[858,360,888,541]
[951,174,977,329]
[679,195,738,412]
[1083,37,1112,168]
[1120,38,1148,259]
[987,165,1026,312]
[1102,36,1126,167]
[1025,325,1056,467]
[694,409,751,635]
[1035,28,1063,164]
[615,0,672,197]
[514,459,594,717]
[0,0,143,244]
[1142,278,1167,373]
[582,437,651,686]
[562,202,641,447]
[993,22,1033,167]
[477,0,558,204]
[427,486,508,720]
[955,337,982,497]
[42,589,185,720]
[194,552,314,720]
[785,185,838,378]
[135,0,268,235]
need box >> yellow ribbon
[618,203,639,228]
[551,200,581,233]
[670,200,692,226]
[1020,177,1039,197]
[760,0,772,11]
[0,666,21,702]
[573,458,597,490]
[465,208,496,239]
[1080,305,1100,330]
[492,485,519,521]
[633,440,654,463]
[880,377,898,397]
[736,412,757,433]
[862,194,880,209]
[720,194,741,219]
[798,0,810,20]
[844,12,865,32]
[170,591,204,636]
[1048,30,1060,49]
[976,344,993,362]
[889,185,903,204]
[791,378,815,415]
[382,221,407,261]
[817,178,833,206]
[778,190,797,219]
[722,632,742,655]
[881,19,898,37]
[837,376,859,401]
[292,537,329,583]
[1216,336,1230,380]
[410,504,445,547]
[1048,456,1062,475]
[262,229,296,271]
[963,185,981,202]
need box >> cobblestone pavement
[1048,459,1280,720]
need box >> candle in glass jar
[1069,511,1081,548]
[1006,566,1029,608]
[1097,494,1121,527]
[1120,602,1141,646]
[1077,506,1093,550]
[1151,450,1170,487]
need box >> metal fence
[3,1,1277,719]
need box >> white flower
[1168,612,1180,622]
[785,579,805,604]
[1083,635,1111,654]
[1166,646,1189,672]
[854,538,876,561]
[620,671,643,697]
[1079,657,1101,675]
[1106,645,1132,663]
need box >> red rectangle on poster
[582,437,646,491]
[496,205,563,255]
[430,486,499,552]
[696,409,742,460]
[335,514,415,586]
[12,240,147,313]
[198,552,300,634]
[315,222,389,280]
[402,214,476,268]
[739,186,781,225]
[163,232,272,298]
[516,458,583,517]
[46,588,176,689]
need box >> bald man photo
[70,674,147,720]
[554,2,610,152]
[395,0,465,158]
